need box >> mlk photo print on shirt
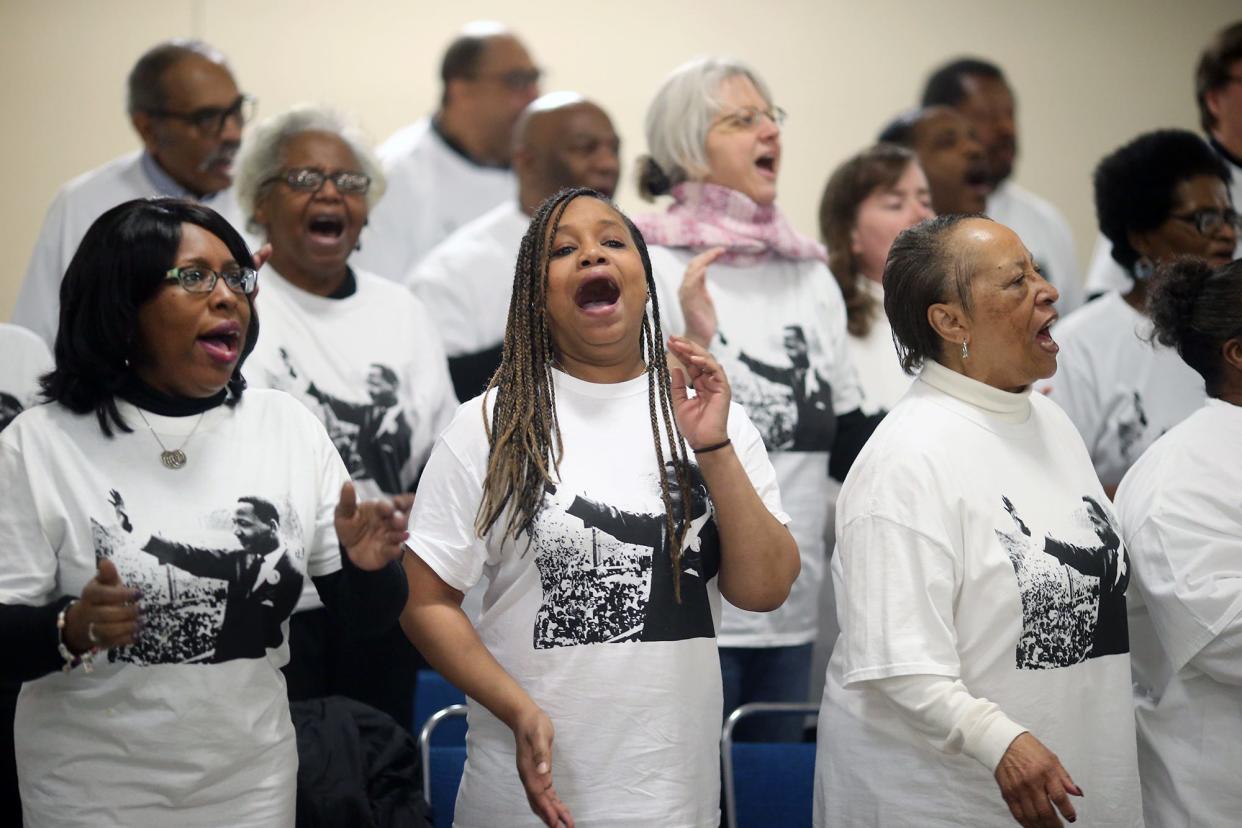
[719,324,836,452]
[92,490,306,665]
[531,463,720,649]
[994,494,1130,670]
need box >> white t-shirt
[0,324,53,432]
[649,246,862,647]
[409,370,787,828]
[353,118,516,281]
[11,151,249,347]
[1039,291,1206,489]
[987,180,1083,313]
[846,276,912,413]
[0,391,347,827]
[245,265,458,610]
[1084,151,1242,296]
[1115,399,1242,828]
[407,200,529,358]
[817,360,1142,827]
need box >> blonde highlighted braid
[476,188,697,601]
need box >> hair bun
[1148,256,1213,349]
[637,155,671,200]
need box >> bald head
[514,94,621,214]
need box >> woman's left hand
[334,482,414,570]
[667,335,731,451]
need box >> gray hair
[638,56,773,200]
[127,39,228,115]
[234,104,386,231]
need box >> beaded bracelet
[693,438,732,454]
[57,600,97,674]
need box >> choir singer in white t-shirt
[400,187,798,827]
[1116,256,1242,827]
[0,198,413,826]
[815,214,1143,828]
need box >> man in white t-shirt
[408,92,621,400]
[1086,23,1242,296]
[354,23,541,280]
[11,40,253,346]
[922,57,1084,312]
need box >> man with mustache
[921,58,1084,312]
[12,40,254,346]
[878,106,991,216]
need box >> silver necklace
[135,409,204,470]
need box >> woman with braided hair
[400,187,797,827]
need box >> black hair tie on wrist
[693,438,731,454]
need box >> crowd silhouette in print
[995,494,1130,669]
[94,491,304,665]
[531,463,720,649]
[722,324,835,452]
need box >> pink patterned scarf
[632,181,827,267]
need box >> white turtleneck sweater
[816,359,1142,828]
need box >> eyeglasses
[473,68,542,91]
[147,94,255,136]
[261,167,371,195]
[713,106,787,131]
[164,266,258,295]
[1170,207,1242,237]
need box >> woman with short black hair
[1043,129,1239,493]
[816,214,1142,827]
[0,197,411,826]
[1115,256,1242,827]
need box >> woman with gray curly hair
[235,104,458,728]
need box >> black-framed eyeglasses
[713,105,787,131]
[147,94,255,136]
[1170,207,1242,237]
[165,266,258,295]
[261,167,371,195]
[472,68,542,91]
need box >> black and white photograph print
[0,391,25,433]
[274,348,413,494]
[994,494,1130,670]
[530,463,720,650]
[1116,390,1149,463]
[720,324,836,452]
[93,490,307,666]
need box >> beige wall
[2,0,1238,322]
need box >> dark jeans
[720,643,813,742]
[282,608,425,732]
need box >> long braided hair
[476,187,697,601]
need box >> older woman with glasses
[0,198,412,826]
[1041,129,1239,495]
[634,57,878,739]
[235,105,457,730]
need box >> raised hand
[252,242,273,272]
[667,335,731,451]
[994,732,1082,827]
[334,481,413,570]
[65,558,142,654]
[679,247,725,348]
[513,704,574,827]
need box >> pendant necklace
[135,409,205,470]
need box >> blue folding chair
[722,702,819,828]
[419,704,468,828]
[412,669,467,745]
